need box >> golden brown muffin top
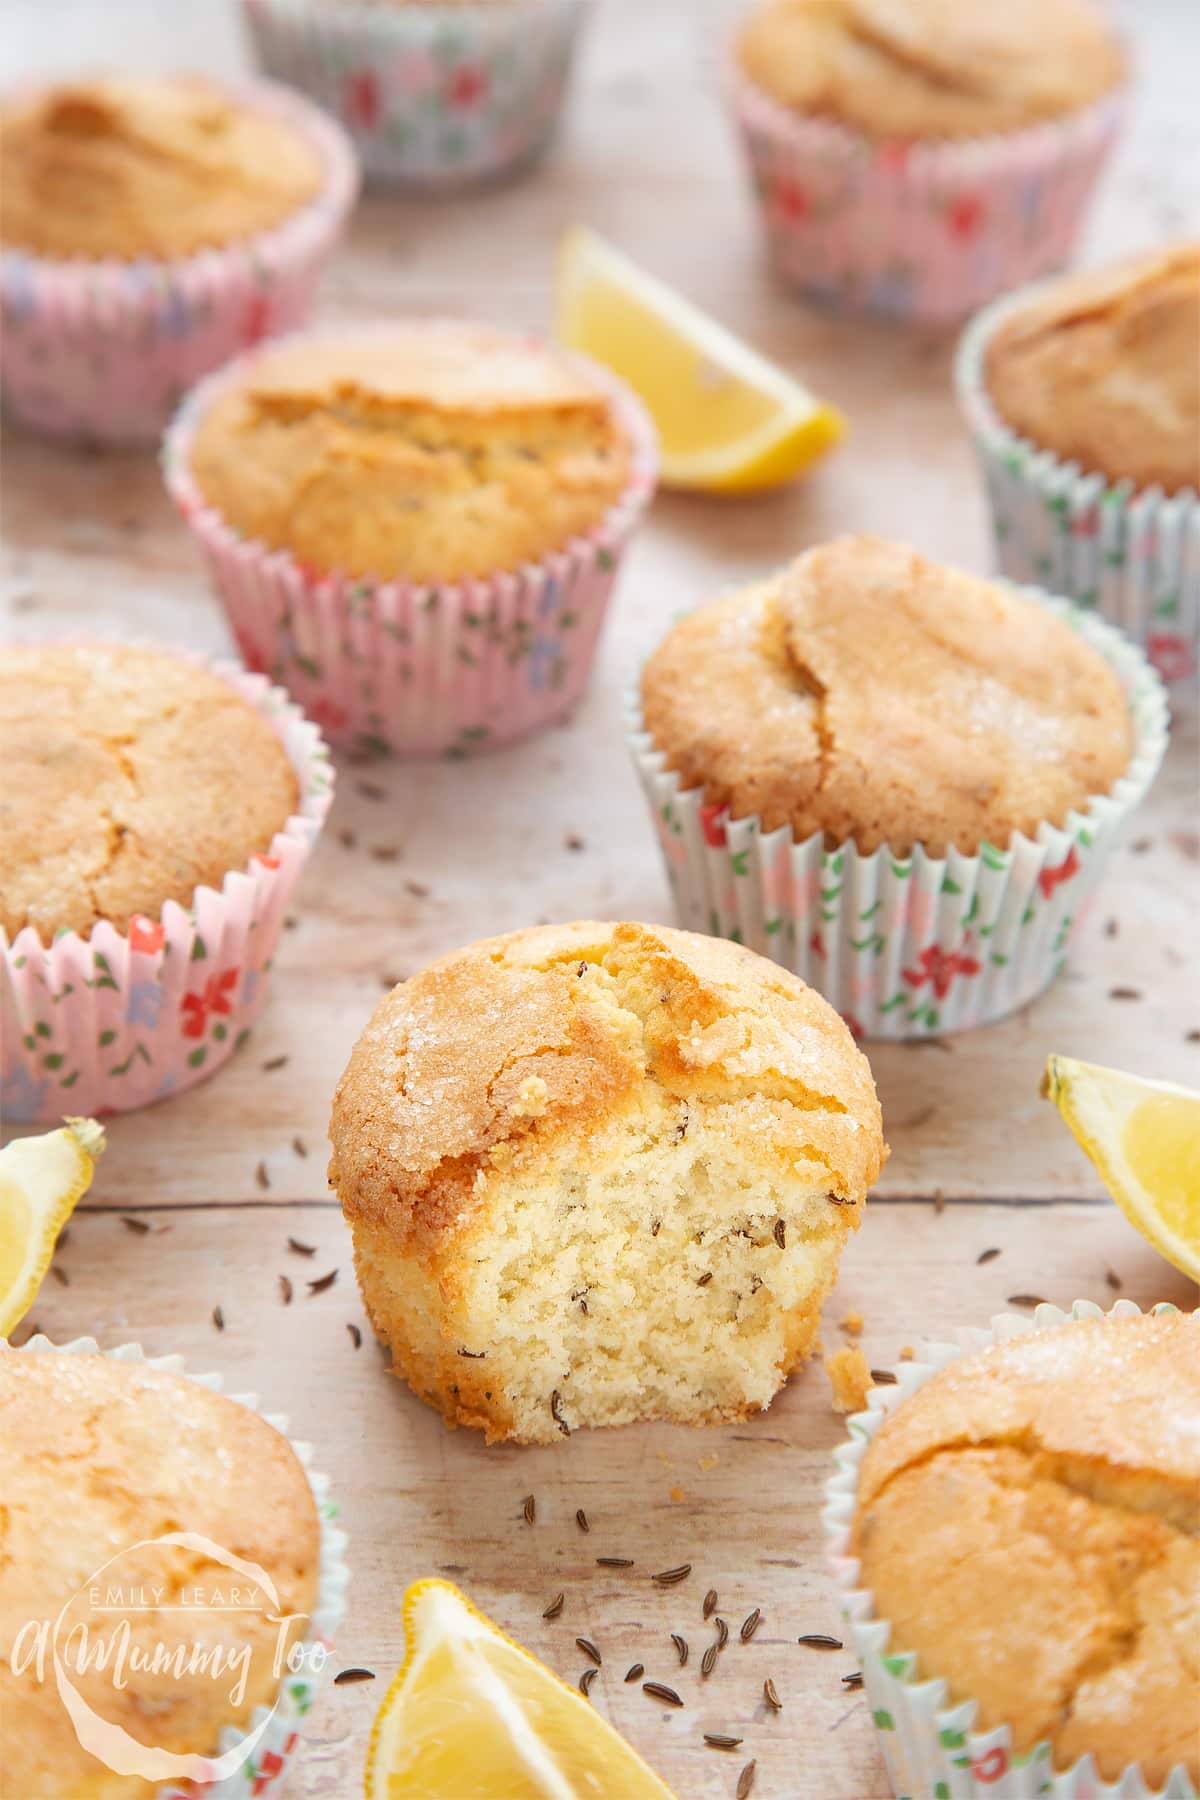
[0,76,323,261]
[187,326,633,584]
[0,644,298,942]
[0,1349,320,1800]
[984,244,1200,497]
[850,1310,1200,1788]
[330,919,885,1244]
[639,537,1133,858]
[736,0,1124,139]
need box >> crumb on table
[824,1346,872,1414]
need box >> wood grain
[2,1,1198,1796]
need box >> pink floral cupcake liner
[1,654,333,1121]
[628,588,1166,1039]
[0,79,358,444]
[242,0,589,187]
[957,289,1200,689]
[823,1299,1196,1800]
[6,1334,348,1799]
[727,63,1127,327]
[163,322,658,758]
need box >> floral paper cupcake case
[8,1333,349,1800]
[0,81,358,445]
[957,291,1200,688]
[823,1299,1196,1800]
[242,0,589,187]
[163,326,658,759]
[727,67,1127,327]
[0,657,333,1122]
[628,590,1167,1039]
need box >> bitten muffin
[186,324,633,584]
[0,76,323,261]
[640,536,1133,858]
[849,1309,1200,1789]
[0,644,298,941]
[330,920,886,1443]
[984,243,1200,497]
[736,0,1125,139]
[0,1348,320,1800]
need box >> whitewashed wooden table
[2,3,1198,1795]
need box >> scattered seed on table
[797,1634,842,1651]
[543,1593,565,1621]
[642,1681,683,1707]
[370,845,400,863]
[576,1638,601,1667]
[703,1588,718,1619]
[287,1237,316,1257]
[579,1667,597,1698]
[279,1275,293,1305]
[841,1672,864,1690]
[121,1216,151,1236]
[357,780,387,802]
[333,1667,375,1685]
[255,1161,270,1191]
[346,1323,362,1349]
[565,834,586,852]
[763,1677,782,1711]
[292,1136,308,1158]
[1188,1029,1200,1044]
[653,1564,692,1586]
[597,1557,633,1568]
[704,1734,743,1750]
[976,1247,1001,1264]
[701,1644,719,1678]
[773,1218,786,1249]
[308,1269,338,1296]
[671,1633,688,1666]
[50,1265,69,1286]
[1105,1269,1123,1291]
[337,828,357,850]
[522,1494,536,1524]
[870,1369,898,1386]
[261,1055,288,1073]
[737,1760,757,1798]
[576,1508,589,1533]
[405,879,431,899]
[211,1305,225,1332]
[1006,1294,1047,1309]
[933,1187,945,1214]
[624,1663,643,1683]
[1104,917,1119,937]
[740,1609,761,1643]
[715,1616,729,1650]
[1109,986,1142,1001]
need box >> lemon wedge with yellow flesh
[556,226,845,493]
[365,1579,678,1799]
[1042,1057,1200,1283]
[0,1117,105,1337]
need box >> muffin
[826,1303,1199,1798]
[330,919,886,1443]
[0,74,356,441]
[629,536,1167,1037]
[1,1339,343,1799]
[242,0,589,188]
[728,0,1128,325]
[958,245,1200,686]
[0,644,332,1120]
[165,320,656,756]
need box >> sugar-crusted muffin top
[984,244,1200,497]
[639,536,1134,858]
[736,0,1124,139]
[0,644,298,942]
[0,76,323,261]
[850,1310,1200,1788]
[0,1348,320,1800]
[330,919,886,1244]
[186,325,634,584]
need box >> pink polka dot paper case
[627,588,1167,1041]
[242,0,590,188]
[0,659,333,1124]
[0,80,357,446]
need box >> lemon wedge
[556,226,845,492]
[364,1579,678,1799]
[0,1117,105,1337]
[1042,1057,1200,1282]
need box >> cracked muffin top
[736,0,1124,140]
[849,1309,1200,1788]
[984,244,1200,497]
[0,76,323,262]
[0,644,298,942]
[186,324,634,584]
[639,536,1133,858]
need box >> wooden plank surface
[2,2,1199,1796]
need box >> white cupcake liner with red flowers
[823,1298,1197,1800]
[0,653,333,1122]
[242,0,589,187]
[6,1332,348,1800]
[726,59,1127,327]
[627,587,1166,1040]
[0,79,358,445]
[163,322,658,758]
[956,288,1200,690]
